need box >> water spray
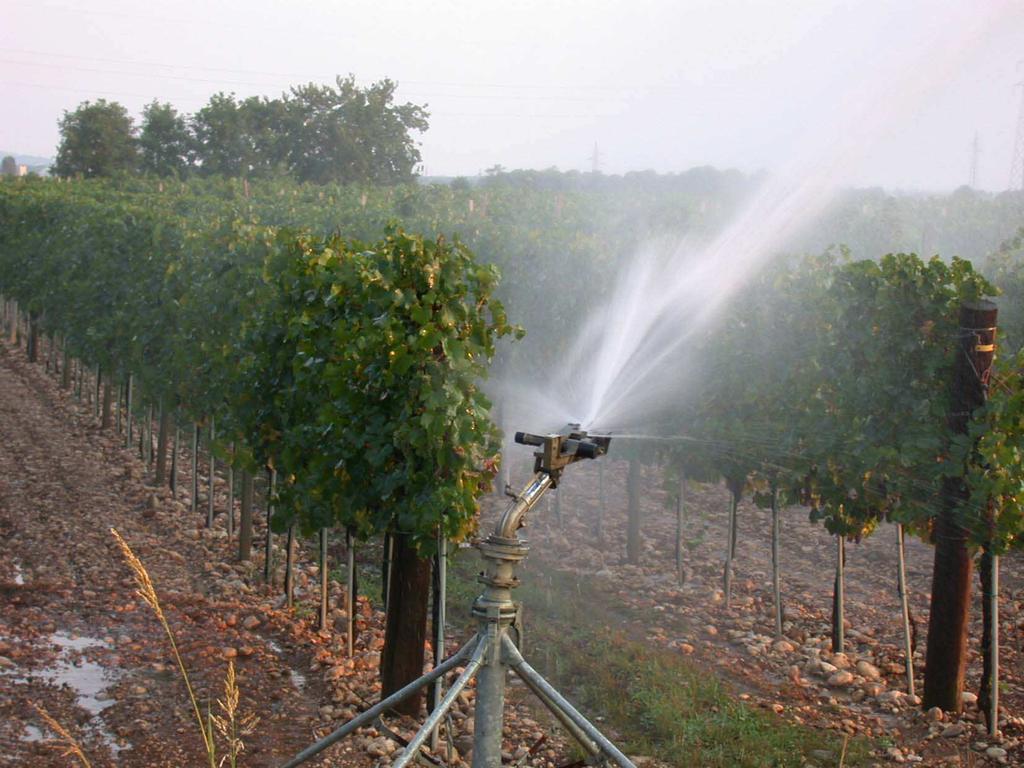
[279,425,631,768]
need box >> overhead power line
[0,46,660,95]
[0,55,630,103]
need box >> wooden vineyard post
[137,401,145,458]
[94,366,101,417]
[382,531,394,612]
[226,445,235,539]
[771,483,783,638]
[115,378,122,434]
[155,401,170,484]
[832,535,845,653]
[124,374,133,449]
[264,468,277,583]
[206,417,215,528]
[26,315,37,363]
[238,470,254,561]
[380,533,432,717]
[189,422,199,513]
[170,424,179,494]
[144,404,153,464]
[924,300,997,713]
[895,524,916,696]
[101,379,113,429]
[723,481,740,608]
[284,524,296,608]
[626,459,641,564]
[675,472,686,585]
[979,546,1000,736]
[318,528,329,632]
[61,347,71,390]
[346,528,356,657]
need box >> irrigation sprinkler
[279,425,633,768]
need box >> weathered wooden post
[924,300,997,713]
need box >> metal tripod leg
[392,638,488,768]
[509,656,601,758]
[279,635,480,768]
[502,635,635,768]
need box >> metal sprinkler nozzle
[513,423,611,487]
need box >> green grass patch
[446,548,872,768]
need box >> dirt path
[493,457,1024,765]
[0,341,338,767]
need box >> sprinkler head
[514,424,611,485]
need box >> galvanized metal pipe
[511,653,600,757]
[771,485,782,638]
[472,627,507,768]
[989,553,999,736]
[496,472,552,539]
[895,524,915,696]
[392,638,487,768]
[502,635,635,768]
[319,528,329,631]
[430,528,448,750]
[346,529,355,658]
[276,636,479,768]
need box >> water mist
[495,0,1018,441]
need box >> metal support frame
[278,427,628,768]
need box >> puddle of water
[50,632,118,717]
[265,638,307,690]
[4,631,125,753]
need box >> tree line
[51,76,429,184]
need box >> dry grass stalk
[212,660,260,768]
[32,703,93,768]
[110,527,217,767]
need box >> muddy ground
[0,340,562,768]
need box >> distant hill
[1,152,52,173]
[1,152,52,165]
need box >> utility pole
[1008,77,1024,190]
[590,142,600,173]
[969,131,980,188]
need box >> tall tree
[53,99,138,178]
[284,76,428,184]
[1,156,17,176]
[139,101,193,177]
[191,93,252,177]
[191,93,288,177]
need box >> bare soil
[0,340,566,768]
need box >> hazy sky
[3,0,1023,191]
